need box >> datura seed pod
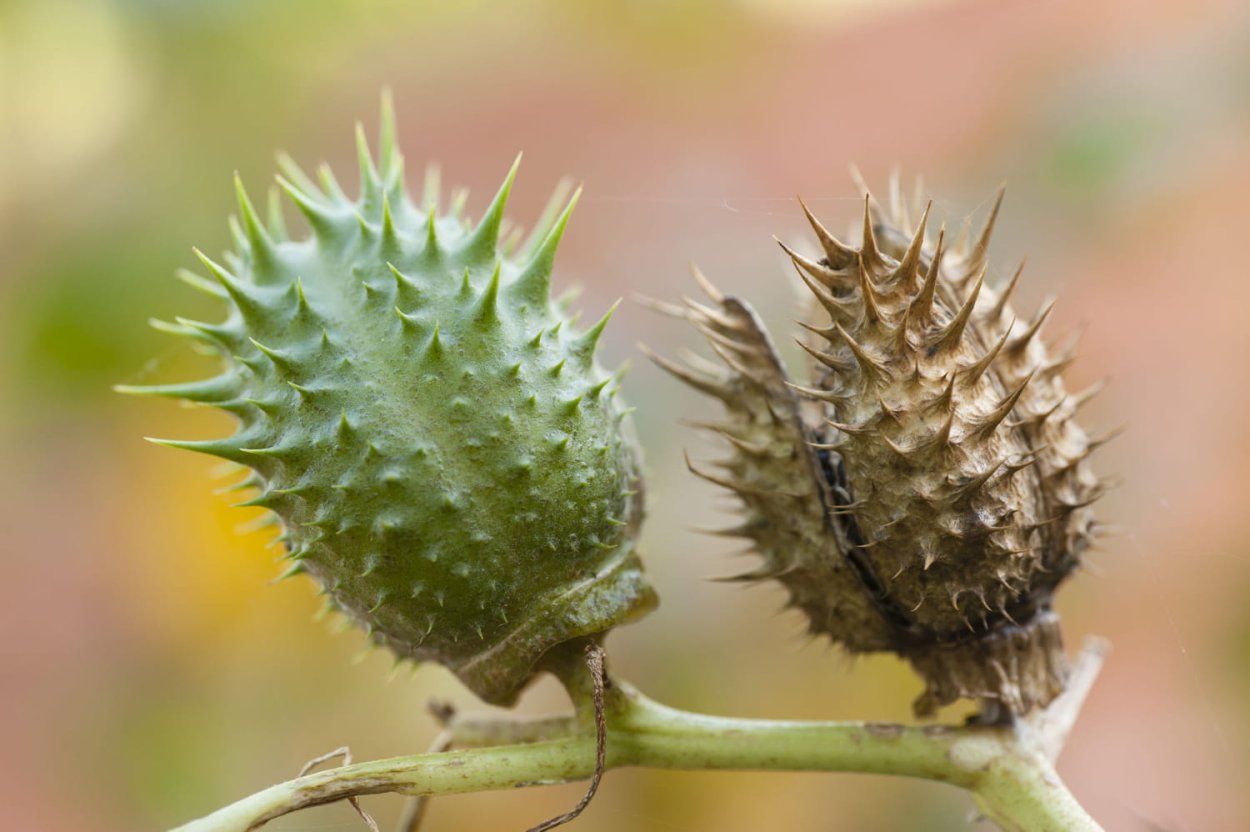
[119,97,657,705]
[650,180,1107,716]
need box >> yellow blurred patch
[117,407,323,659]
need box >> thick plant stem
[172,642,1106,832]
[971,750,1098,832]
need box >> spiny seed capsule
[119,96,657,705]
[649,179,1109,716]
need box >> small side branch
[1029,637,1109,763]
[298,747,378,832]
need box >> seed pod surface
[653,181,1105,715]
[121,100,657,705]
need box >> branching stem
[171,640,1106,832]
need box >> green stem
[970,750,1099,832]
[171,674,1100,832]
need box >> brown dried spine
[650,180,1107,716]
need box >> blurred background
[3,0,1249,829]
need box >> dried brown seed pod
[649,179,1108,716]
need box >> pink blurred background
[2,0,1249,829]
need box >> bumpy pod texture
[121,101,656,705]
[651,181,1107,715]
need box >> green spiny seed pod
[119,97,657,705]
[650,179,1107,716]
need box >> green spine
[120,95,657,705]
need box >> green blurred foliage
[1042,109,1163,198]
